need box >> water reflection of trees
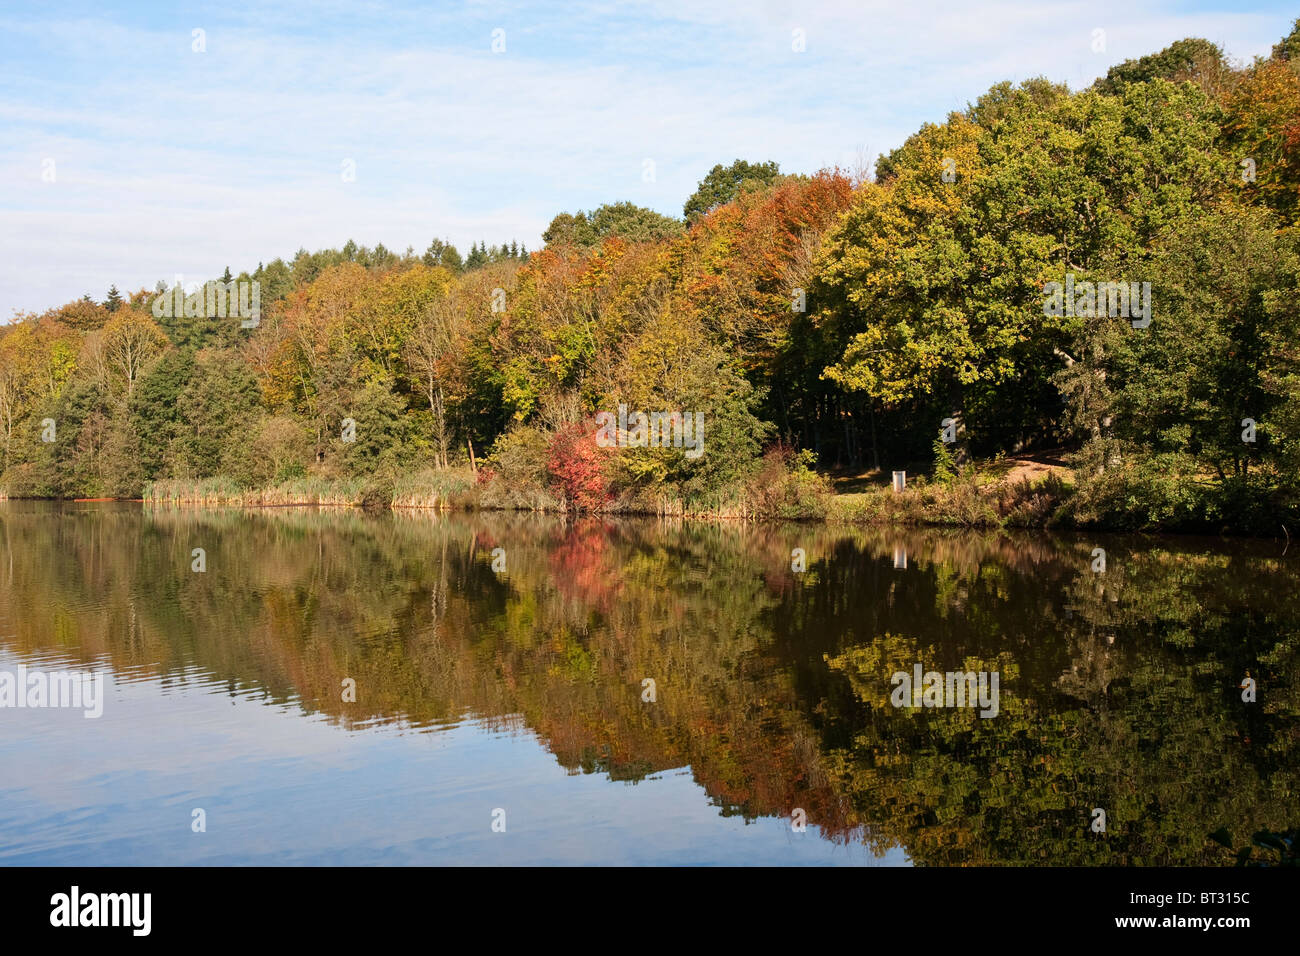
[1,502,1295,864]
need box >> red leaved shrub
[546,423,611,511]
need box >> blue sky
[1,0,1296,315]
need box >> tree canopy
[683,159,782,221]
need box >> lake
[0,501,1295,865]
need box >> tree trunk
[948,381,970,467]
[869,402,880,472]
[431,385,448,469]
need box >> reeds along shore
[10,462,1280,535]
[125,464,1079,530]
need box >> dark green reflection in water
[1,501,1295,864]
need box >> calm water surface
[0,501,1295,865]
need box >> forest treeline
[3,23,1300,532]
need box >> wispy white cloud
[0,0,1293,314]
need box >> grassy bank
[144,469,482,510]
[828,471,1070,528]
[43,454,1288,538]
[131,457,1075,529]
[144,476,370,507]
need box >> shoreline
[3,478,1292,540]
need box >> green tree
[464,241,488,270]
[255,258,295,305]
[340,377,417,477]
[1271,18,1300,62]
[175,350,262,478]
[542,202,683,249]
[1059,205,1300,529]
[130,349,194,479]
[423,238,463,272]
[818,78,1227,460]
[683,159,781,221]
[1093,38,1229,97]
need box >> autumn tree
[260,262,369,461]
[404,285,472,468]
[1222,55,1300,227]
[100,311,169,398]
[683,159,782,221]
